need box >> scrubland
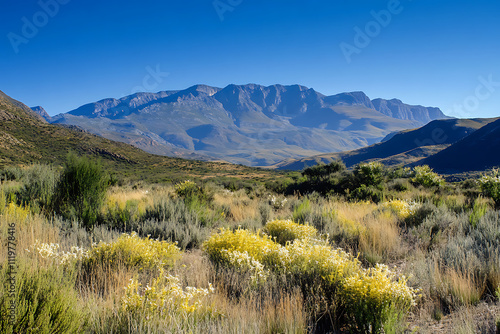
[1,158,500,333]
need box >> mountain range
[48,84,448,166]
[0,90,277,183]
[2,87,500,176]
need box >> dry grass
[0,205,60,260]
[330,200,377,222]
[359,211,404,264]
[213,190,261,222]
[209,289,307,334]
[443,267,485,306]
[324,200,405,263]
[108,188,148,203]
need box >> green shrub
[479,169,500,208]
[0,166,23,182]
[354,162,384,188]
[0,263,86,333]
[389,167,413,180]
[0,187,5,214]
[53,153,110,229]
[350,184,384,203]
[292,199,311,224]
[387,179,411,192]
[175,180,213,204]
[432,305,443,321]
[412,165,445,188]
[102,199,141,228]
[302,161,346,181]
[469,199,490,227]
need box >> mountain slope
[0,90,281,183]
[0,90,45,122]
[422,118,500,173]
[51,84,447,166]
[272,118,498,170]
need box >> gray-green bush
[18,164,59,212]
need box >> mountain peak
[31,106,51,121]
[185,84,220,96]
[324,91,374,109]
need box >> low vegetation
[1,157,499,333]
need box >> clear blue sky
[1,0,499,118]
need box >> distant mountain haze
[50,84,448,166]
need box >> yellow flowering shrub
[264,238,361,293]
[342,264,419,333]
[204,227,419,333]
[174,180,199,197]
[263,219,318,245]
[222,250,269,284]
[3,202,31,223]
[85,232,181,270]
[203,228,280,264]
[412,165,445,188]
[121,270,216,316]
[26,240,87,265]
[382,200,420,220]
